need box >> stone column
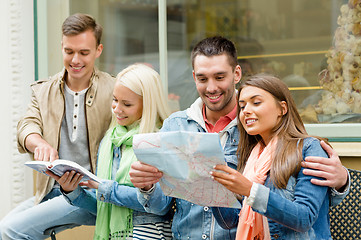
[0,0,35,218]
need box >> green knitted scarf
[94,124,139,240]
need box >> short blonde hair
[112,64,170,133]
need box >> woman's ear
[280,101,288,116]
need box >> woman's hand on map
[211,164,253,197]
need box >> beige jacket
[17,68,115,204]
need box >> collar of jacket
[186,97,238,133]
[56,67,100,107]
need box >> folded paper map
[133,131,242,208]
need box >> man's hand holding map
[133,131,242,208]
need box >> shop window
[38,0,361,141]
[164,0,361,141]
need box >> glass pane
[64,0,360,139]
[69,0,159,75]
[166,0,361,126]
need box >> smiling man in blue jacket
[129,36,349,240]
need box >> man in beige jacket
[0,13,115,239]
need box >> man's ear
[192,70,196,82]
[234,65,242,84]
[95,44,103,58]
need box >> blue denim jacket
[213,137,339,240]
[63,145,170,225]
[136,98,239,239]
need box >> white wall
[0,0,71,218]
[0,0,35,218]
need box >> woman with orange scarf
[211,74,332,239]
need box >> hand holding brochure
[25,159,101,183]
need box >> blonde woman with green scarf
[47,63,172,240]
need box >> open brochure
[25,159,101,183]
[133,131,242,209]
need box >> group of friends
[0,13,350,240]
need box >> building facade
[1,1,361,237]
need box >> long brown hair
[237,74,325,188]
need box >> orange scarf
[236,138,277,240]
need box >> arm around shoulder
[330,167,351,206]
[301,140,350,206]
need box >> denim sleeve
[96,137,149,212]
[62,186,97,215]
[211,206,240,229]
[136,182,173,215]
[251,138,330,232]
[97,179,151,213]
[159,116,174,132]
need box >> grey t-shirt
[58,84,90,172]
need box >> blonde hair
[110,64,170,134]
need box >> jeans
[0,188,96,240]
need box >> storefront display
[306,1,361,123]
[38,0,360,140]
